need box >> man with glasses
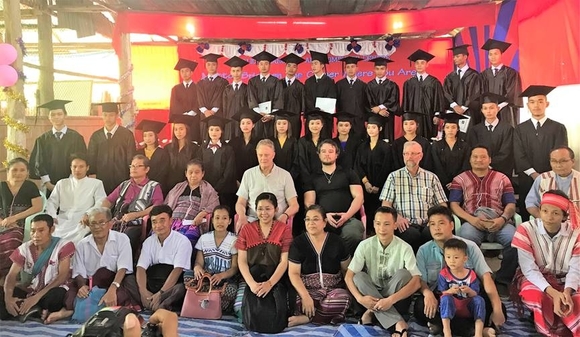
[380,141,448,253]
[525,146,580,218]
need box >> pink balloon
[0,43,17,65]
[0,65,18,87]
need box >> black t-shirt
[305,166,360,213]
[288,232,349,275]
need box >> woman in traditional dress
[165,115,200,194]
[135,119,170,194]
[511,190,580,337]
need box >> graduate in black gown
[304,51,337,140]
[392,112,432,171]
[165,114,200,194]
[403,49,446,139]
[355,115,393,235]
[443,45,482,134]
[468,93,514,178]
[280,53,306,138]
[270,110,300,179]
[87,102,136,195]
[480,39,523,127]
[514,85,568,220]
[298,110,328,187]
[247,51,284,139]
[197,53,229,141]
[229,108,262,183]
[431,112,470,194]
[29,99,87,195]
[222,56,250,141]
[169,58,201,143]
[365,57,401,142]
[336,56,368,138]
[135,119,170,195]
[332,112,362,171]
[197,115,237,213]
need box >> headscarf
[540,192,580,230]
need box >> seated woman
[234,192,293,332]
[288,204,351,327]
[0,158,43,279]
[511,190,580,337]
[188,205,239,312]
[0,214,74,322]
[165,159,219,249]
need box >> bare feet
[41,309,49,321]
[287,315,311,327]
[359,309,374,325]
[44,308,73,324]
[483,327,496,337]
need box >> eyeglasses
[129,164,146,169]
[89,220,108,228]
[550,159,572,165]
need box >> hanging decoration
[16,70,26,82]
[1,114,30,133]
[346,39,362,52]
[2,87,28,108]
[237,42,252,55]
[195,42,210,53]
[385,35,401,52]
[294,43,305,54]
[118,64,136,129]
[15,37,27,57]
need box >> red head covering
[540,193,580,230]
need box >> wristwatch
[112,281,121,288]
[500,215,509,224]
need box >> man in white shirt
[136,205,192,311]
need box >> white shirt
[137,230,192,270]
[73,230,134,278]
[346,76,357,83]
[484,118,500,131]
[314,74,324,81]
[207,140,222,154]
[103,124,119,138]
[416,73,429,80]
[285,77,295,86]
[375,76,387,84]
[52,126,68,138]
[182,80,193,88]
[490,64,503,72]
[457,64,469,78]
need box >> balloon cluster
[0,43,18,87]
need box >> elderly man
[449,146,517,294]
[415,205,506,337]
[137,205,192,311]
[46,154,106,244]
[304,139,364,256]
[380,141,448,253]
[102,154,164,258]
[0,214,74,323]
[235,139,299,231]
[526,146,580,218]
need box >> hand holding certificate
[315,97,336,114]
[258,101,272,115]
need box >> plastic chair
[453,213,522,251]
[23,190,47,242]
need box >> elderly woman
[0,158,43,279]
[288,204,351,327]
[165,159,219,248]
[511,190,580,337]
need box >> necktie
[492,68,497,76]
[316,78,319,83]
[349,79,354,87]
[209,143,220,149]
[536,121,541,130]
[107,132,112,140]
[234,83,239,91]
[457,69,462,76]
[378,79,383,84]
[55,131,62,140]
[261,77,266,82]
[419,75,423,82]
[209,77,214,82]
[287,80,291,87]
[185,83,189,88]
[487,125,493,132]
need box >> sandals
[391,328,408,337]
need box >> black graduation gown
[164,141,199,193]
[332,134,362,171]
[248,75,284,139]
[336,78,368,137]
[271,136,299,180]
[29,129,87,184]
[198,76,229,141]
[480,67,523,126]
[402,75,446,139]
[365,79,401,142]
[281,78,306,138]
[297,136,322,189]
[391,135,432,172]
[87,127,136,195]
[443,68,482,129]
[431,138,470,189]
[170,82,200,143]
[230,136,259,182]
[136,147,170,194]
[468,122,514,178]
[222,83,249,141]
[304,75,337,140]
[197,143,237,194]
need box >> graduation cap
[340,56,363,65]
[519,85,556,98]
[310,51,329,64]
[169,114,196,125]
[231,108,262,124]
[201,53,223,63]
[440,112,468,124]
[334,111,356,123]
[135,119,166,134]
[96,102,122,114]
[447,44,471,56]
[280,53,305,65]
[402,111,425,122]
[174,58,198,71]
[305,108,328,120]
[369,57,394,66]
[224,56,249,68]
[204,115,229,129]
[272,110,297,121]
[481,39,511,53]
[252,51,277,63]
[481,92,507,105]
[38,99,72,112]
[407,49,435,62]
[367,115,385,126]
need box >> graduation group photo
[0,1,579,337]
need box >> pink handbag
[181,273,223,319]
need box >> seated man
[46,153,107,244]
[380,140,448,253]
[345,206,420,335]
[525,146,580,218]
[449,145,517,293]
[304,139,364,256]
[136,205,192,311]
[0,214,74,322]
[50,207,139,323]
[235,139,299,231]
[415,205,506,337]
[102,154,163,257]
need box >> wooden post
[37,1,54,112]
[118,32,135,128]
[3,0,27,162]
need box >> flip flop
[392,328,408,337]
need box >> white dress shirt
[73,230,134,278]
[137,230,192,270]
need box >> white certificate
[458,115,470,133]
[315,97,337,114]
[258,101,272,114]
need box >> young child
[438,238,486,337]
